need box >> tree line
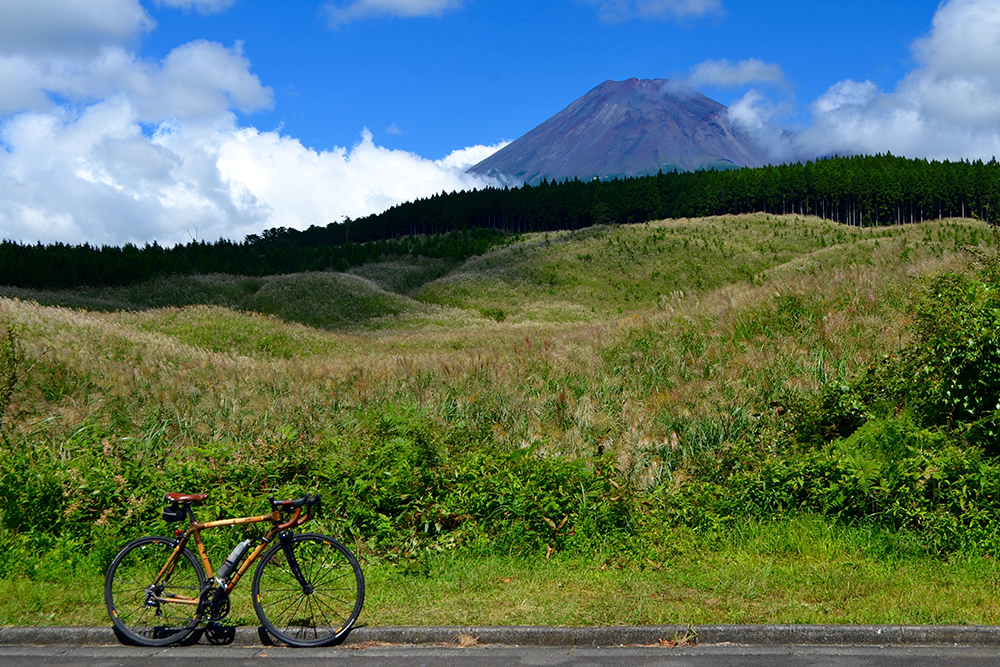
[350,153,1000,237]
[2,153,997,290]
[0,228,509,290]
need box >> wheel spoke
[253,535,363,647]
[105,537,205,647]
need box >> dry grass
[0,216,990,482]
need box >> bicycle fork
[280,532,314,595]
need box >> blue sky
[1,0,997,246]
[143,0,940,158]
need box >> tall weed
[0,216,996,566]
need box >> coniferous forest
[3,153,998,290]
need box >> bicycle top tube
[163,493,322,531]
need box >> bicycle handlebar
[269,493,322,515]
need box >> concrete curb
[4,624,1000,647]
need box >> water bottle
[217,539,252,581]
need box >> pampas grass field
[2,213,999,627]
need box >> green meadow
[2,213,1000,628]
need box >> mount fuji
[468,78,774,184]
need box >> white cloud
[157,0,236,14]
[216,129,505,231]
[580,0,723,24]
[726,89,773,130]
[0,56,50,114]
[144,41,273,118]
[720,89,794,163]
[0,41,272,122]
[435,142,509,171]
[0,0,153,55]
[687,58,786,89]
[325,0,463,26]
[0,105,507,246]
[0,0,506,247]
[810,79,879,115]
[0,101,240,246]
[794,0,1000,161]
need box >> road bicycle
[104,492,364,647]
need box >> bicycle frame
[149,504,313,608]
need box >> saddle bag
[161,503,187,522]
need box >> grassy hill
[2,213,1000,627]
[0,270,435,331]
[417,214,988,319]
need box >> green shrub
[900,273,1000,427]
[792,382,871,444]
[316,407,634,556]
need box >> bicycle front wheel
[252,533,364,647]
[104,536,206,647]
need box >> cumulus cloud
[0,100,244,246]
[726,89,775,130]
[0,41,272,121]
[719,89,795,163]
[810,79,879,115]
[435,142,509,171]
[0,101,506,245]
[687,58,787,89]
[0,0,153,55]
[325,0,463,26]
[216,129,505,232]
[0,0,509,246]
[580,0,723,24]
[794,0,1000,161]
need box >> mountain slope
[469,78,771,184]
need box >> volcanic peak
[469,78,770,184]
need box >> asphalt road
[3,644,1000,667]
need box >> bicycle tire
[104,535,206,647]
[252,533,364,647]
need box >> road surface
[2,644,1000,666]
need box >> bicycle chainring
[199,587,231,622]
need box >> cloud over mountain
[792,0,1000,161]
[687,58,787,89]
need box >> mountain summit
[468,78,771,184]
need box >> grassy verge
[3,517,1000,627]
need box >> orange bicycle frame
[151,505,313,605]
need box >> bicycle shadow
[112,624,358,647]
[257,625,357,647]
[111,623,234,646]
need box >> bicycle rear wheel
[105,536,206,647]
[252,533,364,647]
